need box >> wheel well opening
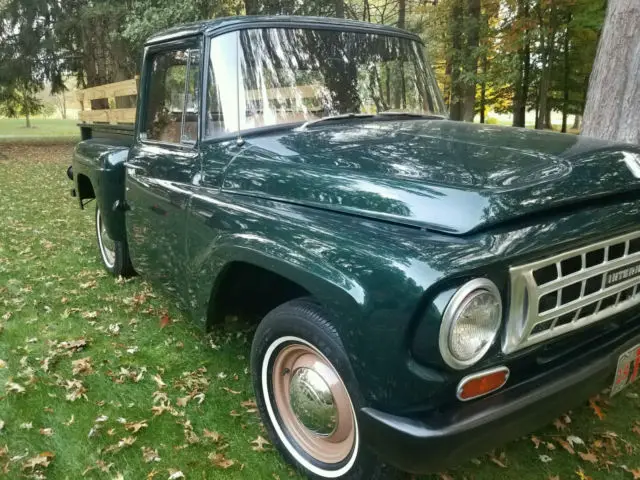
[77,174,95,200]
[207,262,310,330]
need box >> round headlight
[439,279,502,370]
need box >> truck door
[124,39,202,296]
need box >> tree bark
[480,53,487,123]
[582,0,640,143]
[462,0,481,122]
[562,19,571,133]
[572,114,581,130]
[512,0,530,127]
[25,110,31,128]
[449,0,464,121]
[397,0,405,27]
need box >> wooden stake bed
[76,78,138,125]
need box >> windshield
[205,28,445,137]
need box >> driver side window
[143,48,200,144]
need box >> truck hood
[222,120,640,234]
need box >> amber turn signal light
[457,367,509,401]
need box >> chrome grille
[503,231,640,354]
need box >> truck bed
[79,123,135,147]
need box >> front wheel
[95,206,134,277]
[251,299,397,479]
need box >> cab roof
[146,15,420,45]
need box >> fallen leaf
[621,465,640,479]
[103,436,137,454]
[159,313,171,329]
[558,438,575,455]
[578,451,598,464]
[19,422,33,430]
[576,467,593,480]
[531,435,542,448]
[553,418,567,431]
[203,429,222,443]
[71,357,93,375]
[5,381,25,394]
[152,374,166,389]
[208,452,235,469]
[251,435,270,452]
[124,420,148,434]
[22,451,55,471]
[539,454,553,463]
[222,387,241,395]
[141,446,161,463]
[39,428,54,436]
[567,435,585,447]
[64,415,75,426]
[167,470,185,479]
[589,397,605,420]
[0,360,6,369]
[488,452,507,468]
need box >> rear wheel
[251,299,397,479]
[95,205,134,277]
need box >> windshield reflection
[205,28,445,136]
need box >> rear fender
[73,140,129,241]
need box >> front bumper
[359,328,640,474]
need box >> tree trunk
[25,111,31,128]
[398,0,405,28]
[582,0,640,143]
[572,114,581,130]
[512,0,530,127]
[562,19,571,133]
[449,0,464,121]
[480,53,487,123]
[537,24,557,130]
[335,0,345,18]
[244,0,259,15]
[462,0,481,122]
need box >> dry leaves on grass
[203,429,223,443]
[622,465,640,479]
[103,436,137,454]
[251,436,270,452]
[141,447,161,463]
[124,420,148,434]
[5,380,25,394]
[62,378,88,401]
[589,396,606,420]
[71,357,93,375]
[22,452,55,471]
[208,452,235,469]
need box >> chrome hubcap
[289,367,338,436]
[271,342,356,465]
[97,209,116,267]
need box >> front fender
[186,191,441,409]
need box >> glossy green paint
[73,139,130,241]
[72,17,640,415]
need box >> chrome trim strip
[439,278,502,370]
[456,366,510,402]
[504,230,640,354]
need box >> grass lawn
[0,119,79,141]
[1,143,640,480]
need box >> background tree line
[0,0,636,141]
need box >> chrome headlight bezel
[438,278,502,370]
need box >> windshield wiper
[296,113,375,130]
[376,111,446,119]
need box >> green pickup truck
[69,15,640,479]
